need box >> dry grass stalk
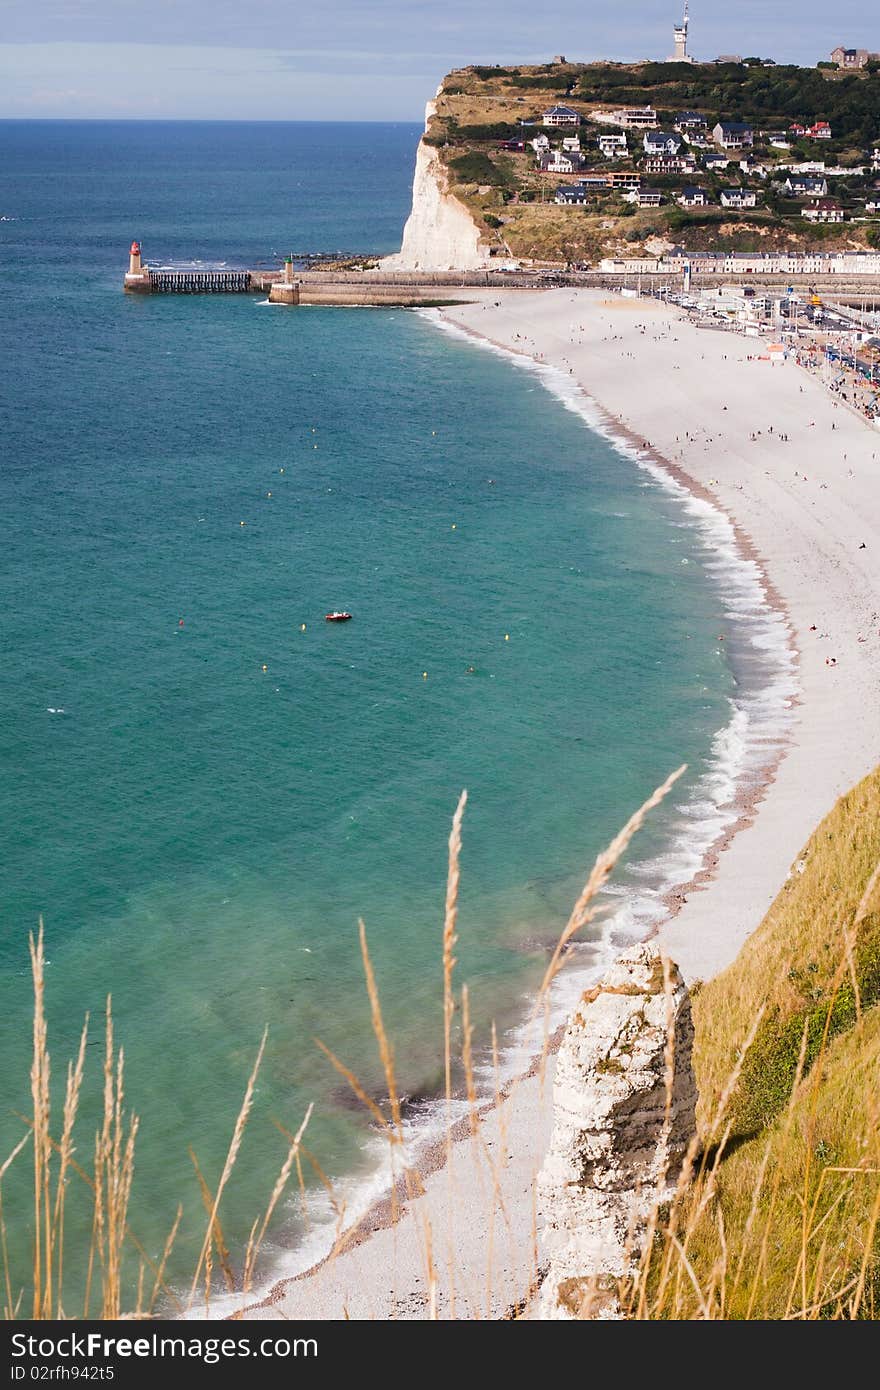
[243,1103,313,1295]
[90,1002,139,1320]
[51,1017,88,1317]
[537,765,686,1010]
[189,1150,236,1294]
[1,1135,31,1319]
[148,1206,182,1316]
[186,1028,267,1310]
[443,791,467,1119]
[29,921,51,1319]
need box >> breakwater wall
[125,259,880,307]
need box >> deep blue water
[0,121,739,1307]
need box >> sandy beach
[249,287,880,1321]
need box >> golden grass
[620,770,880,1320]
[692,765,880,1137]
[2,767,879,1320]
[626,1001,880,1319]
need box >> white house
[609,105,657,128]
[598,132,628,158]
[720,187,758,208]
[678,186,710,207]
[807,121,832,140]
[643,130,683,155]
[622,187,663,207]
[644,155,695,175]
[674,111,707,132]
[785,174,829,197]
[703,153,730,170]
[561,135,582,152]
[542,150,585,173]
[713,122,754,149]
[768,133,791,149]
[530,134,550,154]
[543,104,581,127]
[801,199,844,222]
[598,256,663,273]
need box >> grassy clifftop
[427,60,880,264]
[651,768,880,1318]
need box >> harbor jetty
[123,242,880,307]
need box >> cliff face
[384,101,488,272]
[537,943,696,1319]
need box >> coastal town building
[623,187,663,207]
[678,186,710,206]
[556,171,641,199]
[644,154,696,175]
[768,133,791,149]
[542,105,581,127]
[713,122,754,149]
[554,185,590,205]
[784,174,829,197]
[598,132,628,158]
[801,199,844,222]
[784,160,827,175]
[598,256,664,274]
[643,130,683,155]
[608,106,658,129]
[602,248,880,274]
[540,150,585,173]
[606,170,641,188]
[675,111,707,132]
[720,187,758,208]
[807,121,832,140]
[531,134,550,154]
[703,153,730,171]
[830,46,879,69]
[682,130,713,149]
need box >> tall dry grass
[2,769,879,1320]
[2,922,311,1320]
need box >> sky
[0,1,877,120]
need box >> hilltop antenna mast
[671,0,692,63]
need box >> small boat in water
[325,611,353,622]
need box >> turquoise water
[0,121,748,1305]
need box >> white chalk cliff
[384,100,488,271]
[537,943,697,1319]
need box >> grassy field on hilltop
[426,60,880,264]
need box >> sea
[0,120,795,1311]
